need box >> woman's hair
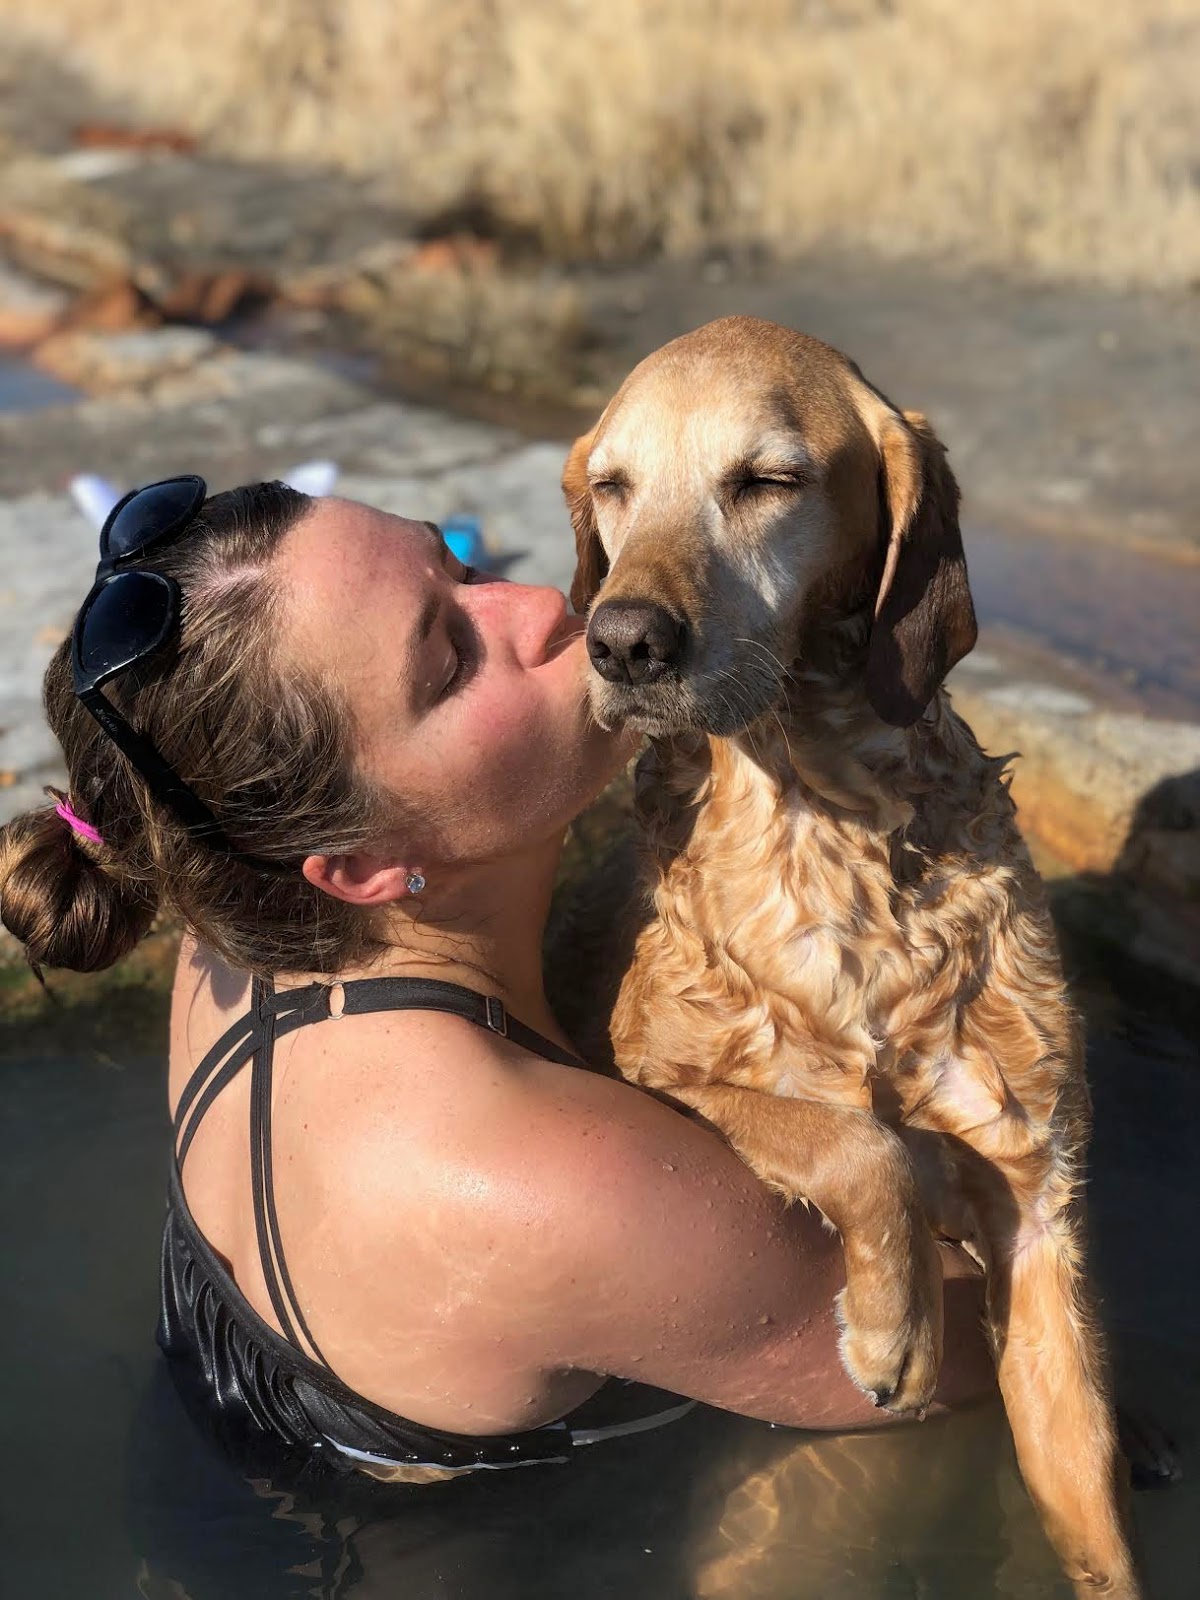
[0,482,390,977]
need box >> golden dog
[563,317,1138,1598]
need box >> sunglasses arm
[75,685,291,877]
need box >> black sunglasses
[70,475,292,876]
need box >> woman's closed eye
[437,555,485,698]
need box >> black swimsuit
[158,974,693,1477]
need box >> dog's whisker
[733,636,794,684]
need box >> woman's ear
[561,426,609,615]
[865,409,977,727]
[302,853,415,907]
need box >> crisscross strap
[171,972,586,1374]
[248,975,331,1366]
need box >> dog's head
[564,316,976,736]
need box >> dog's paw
[834,1242,943,1415]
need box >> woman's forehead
[283,498,435,586]
[277,498,439,651]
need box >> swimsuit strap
[172,972,587,1371]
[249,974,331,1365]
[331,974,585,1068]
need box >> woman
[0,477,992,1482]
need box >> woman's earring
[405,871,426,895]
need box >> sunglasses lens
[103,475,206,562]
[77,572,176,680]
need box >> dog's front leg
[667,1080,943,1415]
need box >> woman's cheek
[464,685,545,782]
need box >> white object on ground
[282,459,339,497]
[68,473,121,530]
[68,460,340,532]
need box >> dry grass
[1,0,1198,287]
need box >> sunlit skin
[282,498,638,1021]
[170,497,994,1440]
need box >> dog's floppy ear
[866,409,977,727]
[562,427,608,614]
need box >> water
[0,355,78,414]
[967,519,1200,720]
[1,944,1195,1600]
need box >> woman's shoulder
[296,1001,764,1297]
[272,988,704,1298]
[289,996,640,1205]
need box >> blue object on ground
[442,513,489,569]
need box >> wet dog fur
[563,317,1140,1598]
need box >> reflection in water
[690,1408,1069,1600]
[132,1361,1070,1600]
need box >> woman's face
[276,498,630,866]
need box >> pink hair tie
[54,799,104,847]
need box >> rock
[0,489,99,822]
[59,279,161,334]
[950,653,1200,982]
[32,325,220,394]
[0,263,69,347]
[952,660,1200,880]
[0,154,133,290]
[280,240,417,309]
[155,268,273,324]
[411,234,498,274]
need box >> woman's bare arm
[412,1047,994,1431]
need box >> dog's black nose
[587,600,686,686]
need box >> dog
[562,317,1139,1598]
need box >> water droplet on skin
[663,1162,676,1172]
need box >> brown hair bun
[0,800,158,973]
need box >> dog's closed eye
[723,464,812,505]
[589,472,631,503]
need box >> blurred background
[1,4,1198,1597]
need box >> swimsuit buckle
[484,996,508,1037]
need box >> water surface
[0,355,78,414]
[1,945,1195,1599]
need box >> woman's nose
[467,577,567,665]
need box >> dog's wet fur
[563,317,1141,1597]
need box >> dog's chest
[621,739,938,1102]
[618,727,1072,1161]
